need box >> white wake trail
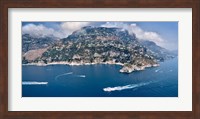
[103,81,154,92]
[22,81,48,85]
[76,75,86,78]
[55,72,73,80]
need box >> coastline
[22,61,124,66]
[22,61,159,73]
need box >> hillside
[22,26,175,73]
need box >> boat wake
[55,72,73,80]
[76,75,86,78]
[103,81,155,92]
[22,81,48,85]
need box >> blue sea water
[22,57,178,97]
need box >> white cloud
[22,22,91,39]
[101,22,165,47]
[61,22,90,31]
[22,24,64,38]
[60,22,90,36]
[129,23,164,44]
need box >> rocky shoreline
[23,61,159,74]
[119,63,159,73]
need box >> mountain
[140,40,175,61]
[22,26,175,73]
[22,34,60,63]
[22,34,59,53]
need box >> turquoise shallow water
[22,57,178,97]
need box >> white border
[8,8,192,111]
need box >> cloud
[101,22,165,47]
[129,24,164,44]
[60,22,90,37]
[22,22,91,39]
[61,22,90,31]
[22,24,65,38]
[22,24,53,38]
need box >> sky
[22,22,178,50]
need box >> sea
[22,57,178,97]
